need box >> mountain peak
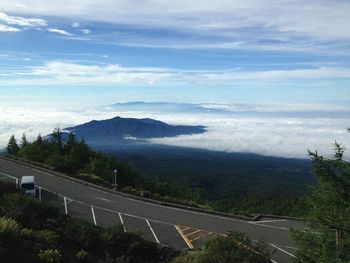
[64,116,206,146]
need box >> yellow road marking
[186,229,202,237]
[175,225,194,249]
[191,236,201,241]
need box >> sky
[0,1,349,158]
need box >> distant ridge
[63,116,206,146]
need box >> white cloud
[47,28,74,36]
[1,61,349,86]
[80,28,91,34]
[0,104,349,160]
[72,22,80,28]
[0,0,349,52]
[0,24,20,32]
[0,11,47,27]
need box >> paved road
[0,157,304,263]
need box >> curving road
[0,157,303,263]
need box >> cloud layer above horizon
[0,103,349,160]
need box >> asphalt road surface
[0,157,304,263]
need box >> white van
[20,176,36,197]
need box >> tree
[51,128,63,154]
[6,135,20,155]
[36,133,43,145]
[292,132,350,262]
[20,133,28,148]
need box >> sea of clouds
[0,103,349,159]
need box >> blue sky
[0,0,350,109]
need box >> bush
[75,173,111,187]
[0,193,67,230]
[35,229,59,247]
[0,216,23,239]
[76,249,89,262]
[172,231,270,263]
[64,218,102,249]
[38,249,61,263]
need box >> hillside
[64,116,206,146]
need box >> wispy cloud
[0,24,21,32]
[1,61,349,86]
[1,1,350,52]
[47,28,74,36]
[80,29,91,34]
[0,11,47,27]
[72,22,80,28]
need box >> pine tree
[36,133,43,145]
[6,135,20,155]
[292,135,350,262]
[20,133,28,148]
[51,128,63,153]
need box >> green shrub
[75,173,111,187]
[38,249,61,263]
[35,229,59,247]
[76,249,89,262]
[0,216,23,239]
[64,218,102,249]
[0,193,67,230]
[173,231,270,263]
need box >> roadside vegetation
[172,231,270,263]
[0,181,176,263]
[0,181,272,263]
[291,135,350,262]
[6,130,209,209]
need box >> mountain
[95,101,350,119]
[95,101,226,114]
[63,116,206,146]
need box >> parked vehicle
[20,176,36,196]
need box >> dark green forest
[5,130,314,216]
[109,146,314,216]
[6,131,207,209]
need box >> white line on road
[64,197,68,214]
[251,219,287,224]
[118,213,126,232]
[91,206,97,226]
[94,196,114,203]
[146,219,160,244]
[268,242,296,258]
[248,222,289,231]
[0,171,17,180]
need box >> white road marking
[251,219,287,224]
[64,197,68,214]
[146,219,160,244]
[268,242,296,258]
[118,212,126,232]
[0,171,17,180]
[248,222,289,231]
[91,206,97,226]
[94,196,114,203]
